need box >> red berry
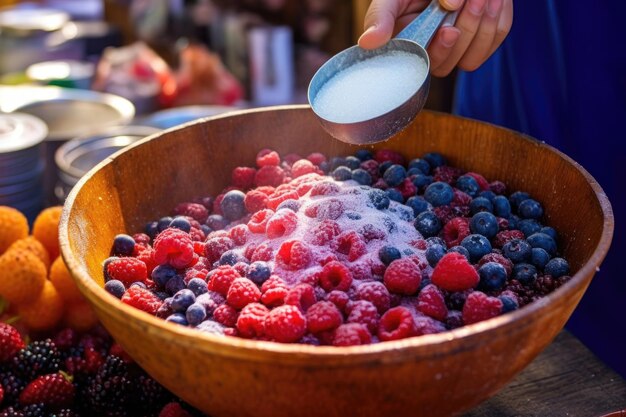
[359,224,386,242]
[378,306,418,341]
[333,231,366,262]
[307,219,341,246]
[306,152,327,166]
[349,261,373,281]
[416,284,448,321]
[451,189,473,208]
[267,187,299,210]
[213,303,239,327]
[254,165,285,187]
[462,291,503,324]
[326,290,350,312]
[493,230,525,248]
[260,275,288,307]
[359,160,380,180]
[276,240,312,270]
[159,402,193,417]
[134,244,158,276]
[106,257,148,286]
[227,278,261,310]
[0,322,25,362]
[208,265,241,296]
[397,178,418,199]
[433,165,463,184]
[383,258,422,295]
[442,217,471,247]
[490,180,507,195]
[204,236,234,264]
[256,149,280,167]
[319,261,353,292]
[284,283,316,312]
[355,281,390,314]
[266,209,298,238]
[19,372,75,408]
[250,243,273,262]
[133,233,151,245]
[477,252,513,276]
[236,303,269,338]
[374,149,405,165]
[264,305,307,343]
[465,172,490,191]
[292,159,319,177]
[154,228,195,269]
[346,300,379,333]
[121,286,163,315]
[247,209,274,233]
[228,224,248,246]
[414,315,447,336]
[283,153,302,165]
[306,301,343,334]
[310,181,340,197]
[172,202,208,223]
[232,166,257,190]
[332,323,372,346]
[431,252,479,292]
[244,190,269,213]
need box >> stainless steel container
[136,105,237,129]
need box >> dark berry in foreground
[151,264,178,288]
[455,175,480,197]
[171,289,196,312]
[378,245,402,266]
[425,244,446,267]
[247,261,272,285]
[461,234,492,263]
[351,169,373,185]
[470,212,499,239]
[424,182,454,207]
[512,263,538,285]
[502,239,532,263]
[169,216,192,233]
[221,190,247,221]
[383,165,406,187]
[408,158,430,175]
[104,280,126,298]
[509,191,530,210]
[518,219,542,237]
[478,262,508,291]
[12,340,61,381]
[493,195,511,218]
[518,199,544,219]
[414,211,442,238]
[545,258,570,278]
[422,152,445,169]
[112,234,135,256]
[469,197,493,215]
[527,232,557,256]
[448,245,470,261]
[405,196,430,216]
[531,248,551,269]
[187,278,208,296]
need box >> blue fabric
[453,1,626,376]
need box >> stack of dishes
[0,112,47,220]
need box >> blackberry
[12,340,60,381]
[132,373,171,414]
[19,404,46,417]
[0,372,26,406]
[533,274,557,296]
[504,280,533,307]
[0,407,23,417]
[48,410,79,417]
[84,356,133,415]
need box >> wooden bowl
[59,106,613,417]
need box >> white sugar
[313,51,428,123]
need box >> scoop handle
[395,0,458,48]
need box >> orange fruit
[17,280,64,331]
[49,256,82,303]
[32,206,62,260]
[7,236,51,270]
[0,206,29,254]
[63,300,99,332]
[0,250,47,305]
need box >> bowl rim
[59,105,615,363]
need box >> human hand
[358,0,513,77]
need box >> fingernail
[469,0,486,15]
[487,0,502,17]
[442,0,463,10]
[440,27,461,47]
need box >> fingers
[358,0,403,49]
[457,0,503,71]
[488,0,513,56]
[439,0,465,11]
[428,26,462,76]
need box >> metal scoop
[308,0,455,145]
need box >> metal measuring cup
[308,0,457,145]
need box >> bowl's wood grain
[60,106,613,417]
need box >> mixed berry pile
[103,149,571,346]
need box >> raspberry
[254,165,285,187]
[346,300,379,333]
[244,190,269,215]
[349,261,373,281]
[264,305,307,343]
[17,280,64,332]
[204,235,235,264]
[372,178,388,189]
[442,217,471,247]
[256,149,281,167]
[0,249,47,305]
[332,323,372,346]
[396,178,417,199]
[32,206,62,260]
[490,180,507,195]
[231,166,257,190]
[477,252,513,276]
[284,283,316,312]
[359,224,386,242]
[431,252,479,292]
[227,278,261,309]
[355,281,390,314]
[276,240,312,270]
[333,231,366,262]
[121,286,163,314]
[0,322,25,362]
[134,244,158,276]
[247,209,274,233]
[374,149,405,165]
[326,290,350,312]
[497,217,509,231]
[414,315,446,335]
[228,224,248,246]
[310,181,340,196]
[105,257,149,287]
[7,236,50,270]
[416,284,448,321]
[213,303,239,327]
[433,205,456,224]
[267,187,299,210]
[307,219,341,246]
[154,228,195,269]
[451,189,473,208]
[212,193,226,215]
[304,198,344,220]
[306,152,327,166]
[19,372,75,408]
[378,306,418,341]
[260,275,288,307]
[359,159,380,180]
[208,265,241,295]
[236,303,269,338]
[493,230,525,248]
[383,258,422,295]
[462,291,503,324]
[465,172,490,191]
[250,243,273,262]
[320,261,353,292]
[172,202,209,223]
[433,165,463,184]
[306,301,342,334]
[291,159,319,177]
[266,209,298,238]
[159,402,194,417]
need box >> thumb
[439,0,465,11]
[358,0,399,49]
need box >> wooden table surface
[467,331,626,417]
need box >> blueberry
[456,175,480,197]
[165,313,188,326]
[330,156,346,170]
[104,280,125,298]
[469,197,493,215]
[423,152,446,168]
[151,264,178,288]
[277,199,301,212]
[378,161,394,175]
[319,161,330,174]
[247,261,272,285]
[185,303,207,326]
[461,234,492,263]
[157,216,173,232]
[390,205,414,222]
[502,238,532,263]
[169,216,191,233]
[426,244,446,267]
[332,166,352,181]
[414,211,442,238]
[130,282,147,289]
[527,232,557,256]
[426,236,446,248]
[508,214,520,230]
[219,250,247,266]
[531,248,551,269]
[187,278,209,296]
[383,164,406,187]
[499,295,519,312]
[379,245,402,266]
[221,190,247,221]
[102,256,118,281]
[512,263,538,285]
[470,212,499,239]
[408,158,431,175]
[412,174,434,190]
[112,234,135,256]
[518,199,543,219]
[171,289,196,312]
[155,291,170,301]
[368,189,390,210]
[355,149,374,161]
[478,262,508,291]
[509,191,530,210]
[407,168,423,177]
[479,190,496,202]
[351,168,373,185]
[545,257,570,278]
[145,221,159,240]
[405,196,430,216]
[540,226,558,240]
[493,195,512,219]
[519,219,542,237]
[448,245,471,261]
[165,275,186,295]
[345,211,362,220]
[424,182,454,207]
[206,214,229,230]
[340,155,358,169]
[385,189,404,203]
[200,224,212,236]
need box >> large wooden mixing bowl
[59,106,613,417]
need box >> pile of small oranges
[0,205,98,333]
